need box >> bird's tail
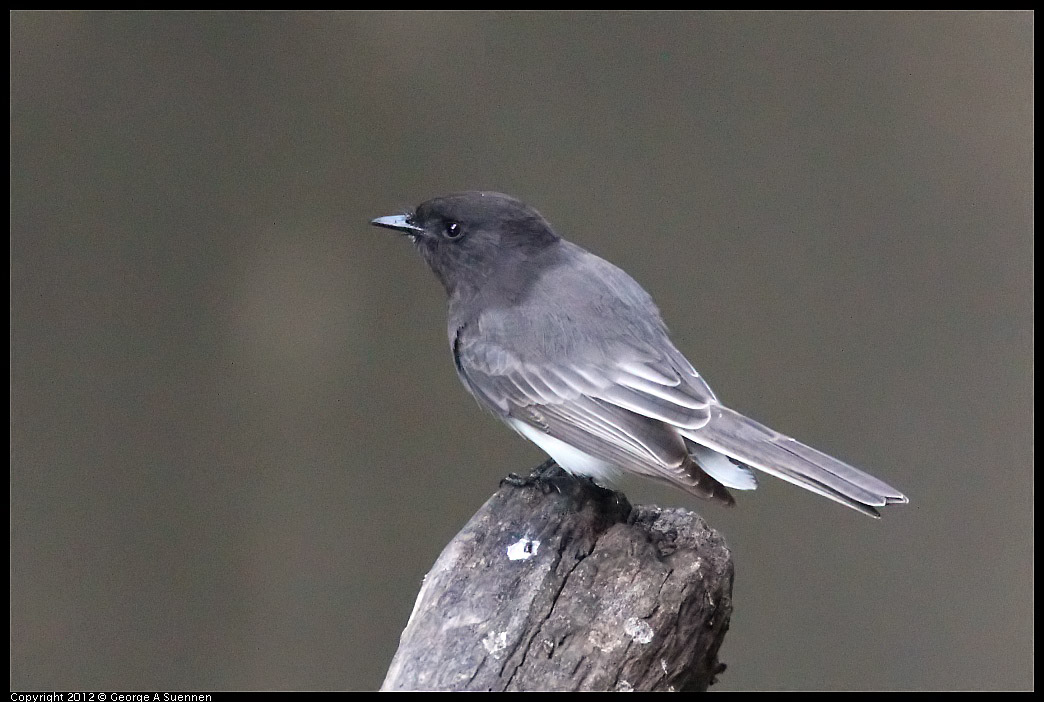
[681,405,908,518]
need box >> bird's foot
[502,458,568,494]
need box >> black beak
[371,214,424,235]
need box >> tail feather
[680,464,737,508]
[681,405,908,518]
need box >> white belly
[507,419,621,484]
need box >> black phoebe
[372,192,907,517]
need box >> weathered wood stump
[382,462,733,692]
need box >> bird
[371,191,908,517]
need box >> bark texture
[382,463,733,692]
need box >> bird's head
[371,191,560,297]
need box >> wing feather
[454,335,721,493]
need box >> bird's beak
[370,214,424,235]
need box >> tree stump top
[382,465,733,692]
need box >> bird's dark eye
[444,221,463,240]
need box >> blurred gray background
[11,11,1032,691]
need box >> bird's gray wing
[455,329,905,516]
[453,332,733,501]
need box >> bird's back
[451,240,680,370]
